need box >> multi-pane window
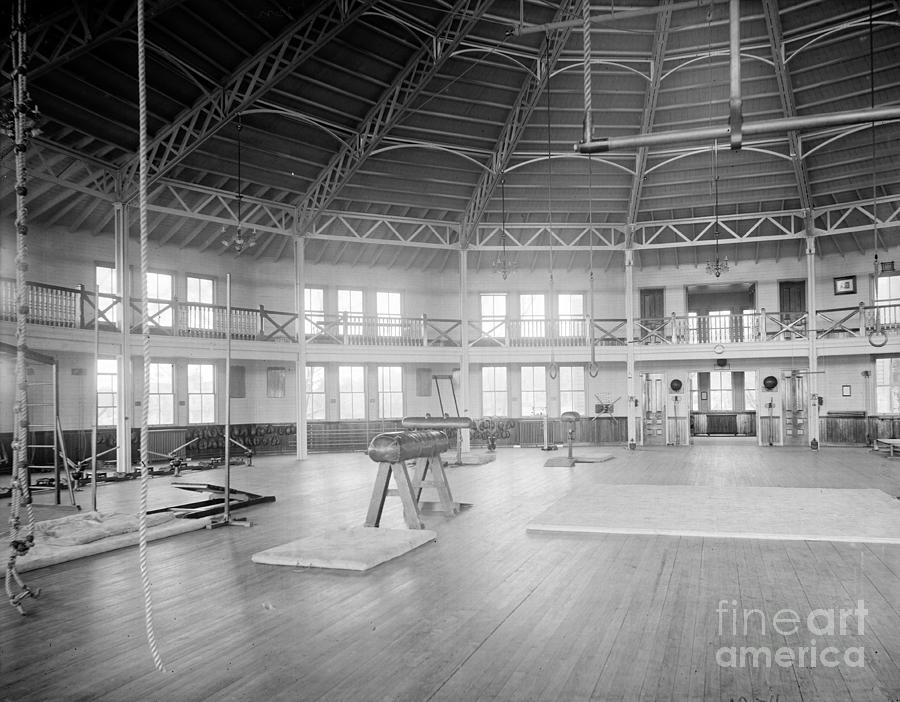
[305,287,325,335]
[96,264,118,325]
[187,363,215,423]
[876,275,900,328]
[709,310,731,343]
[338,289,363,336]
[558,293,584,337]
[186,275,215,330]
[520,366,547,416]
[876,358,900,414]
[339,365,366,419]
[377,366,403,418]
[743,370,757,411]
[520,294,545,338]
[96,358,118,426]
[482,366,507,416]
[146,272,173,328]
[690,371,699,411]
[148,362,174,425]
[559,366,585,414]
[376,292,401,337]
[709,370,733,411]
[481,294,506,338]
[306,365,326,419]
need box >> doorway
[641,372,666,445]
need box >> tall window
[376,291,401,338]
[306,365,326,419]
[187,363,215,423]
[482,366,507,416]
[481,294,506,339]
[690,371,699,411]
[520,294,545,339]
[96,358,118,426]
[876,358,900,414]
[558,293,584,337]
[743,370,757,411]
[267,367,287,398]
[709,370,733,411]
[339,366,366,419]
[876,275,900,328]
[305,287,324,335]
[377,366,403,418]
[148,362,174,425]
[559,366,585,414]
[96,264,118,325]
[338,289,363,336]
[186,275,215,330]
[146,272,173,328]
[709,310,731,343]
[521,366,547,416]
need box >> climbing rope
[5,0,40,616]
[582,0,599,378]
[867,1,887,349]
[545,35,559,380]
[136,0,165,672]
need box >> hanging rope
[136,0,165,672]
[582,0,599,378]
[867,0,887,348]
[545,34,558,380]
[582,0,592,142]
[6,0,40,616]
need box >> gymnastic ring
[868,330,888,347]
[276,426,285,435]
[499,430,510,440]
[548,362,559,380]
[265,425,273,434]
[587,361,600,378]
[272,437,279,445]
[504,420,516,430]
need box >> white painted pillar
[294,237,308,459]
[806,229,820,446]
[459,248,471,451]
[624,245,637,447]
[114,203,131,471]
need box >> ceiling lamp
[706,141,729,278]
[491,177,517,279]
[222,115,257,253]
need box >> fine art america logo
[715,599,867,668]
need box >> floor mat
[251,526,437,571]
[527,485,900,543]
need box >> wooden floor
[3,441,900,701]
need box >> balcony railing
[2,278,898,350]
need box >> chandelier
[492,177,517,279]
[222,116,257,253]
[706,141,729,277]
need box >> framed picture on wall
[842,384,852,397]
[700,391,708,401]
[833,275,856,295]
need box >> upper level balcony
[1,278,898,352]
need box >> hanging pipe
[729,0,742,149]
[576,105,900,153]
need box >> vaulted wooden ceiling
[2,0,899,271]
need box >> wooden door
[782,371,807,446]
[640,288,665,341]
[642,373,666,445]
[779,281,806,337]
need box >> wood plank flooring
[2,441,900,701]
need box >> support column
[114,203,131,471]
[459,248,471,452]
[805,227,820,446]
[624,244,637,447]
[294,237,308,459]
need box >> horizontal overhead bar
[575,105,900,153]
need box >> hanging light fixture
[222,115,257,253]
[706,140,729,277]
[492,177,517,279]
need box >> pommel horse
[401,415,475,465]
[366,428,460,530]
